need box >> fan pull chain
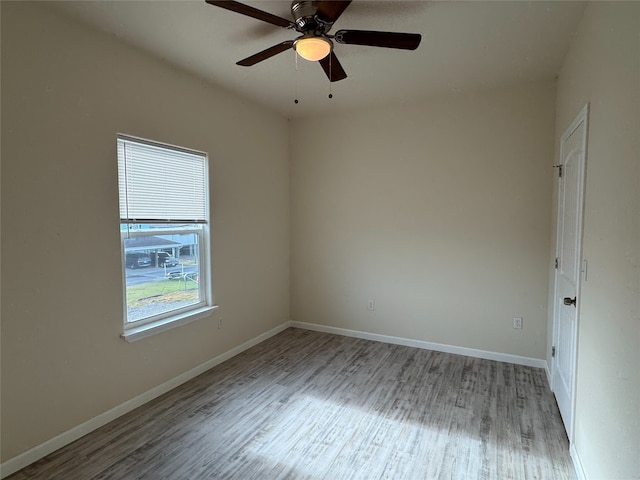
[294,51,299,104]
[328,53,333,99]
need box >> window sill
[121,305,218,343]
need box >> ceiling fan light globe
[295,37,331,61]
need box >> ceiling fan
[205,0,422,82]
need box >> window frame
[117,134,215,342]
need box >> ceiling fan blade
[334,30,422,50]
[205,1,294,29]
[318,51,347,82]
[237,40,295,66]
[315,1,352,24]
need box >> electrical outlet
[367,300,375,311]
[218,318,223,329]
[513,317,523,329]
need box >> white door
[552,104,588,439]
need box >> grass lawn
[127,278,198,308]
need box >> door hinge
[552,346,556,358]
[555,257,559,269]
[553,164,563,178]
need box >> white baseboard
[0,322,291,479]
[545,363,552,388]
[570,443,587,480]
[290,321,547,369]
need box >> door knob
[563,297,577,307]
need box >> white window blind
[118,136,207,223]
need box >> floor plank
[7,328,576,479]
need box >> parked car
[156,252,179,267]
[125,252,152,269]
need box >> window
[117,135,214,341]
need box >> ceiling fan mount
[290,1,332,34]
[205,0,422,82]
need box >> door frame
[551,103,589,442]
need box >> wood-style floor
[8,328,575,479]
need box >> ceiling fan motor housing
[291,1,331,34]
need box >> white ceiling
[48,0,586,119]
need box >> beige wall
[553,3,640,478]
[290,82,556,359]
[0,2,289,462]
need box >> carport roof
[124,236,181,251]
